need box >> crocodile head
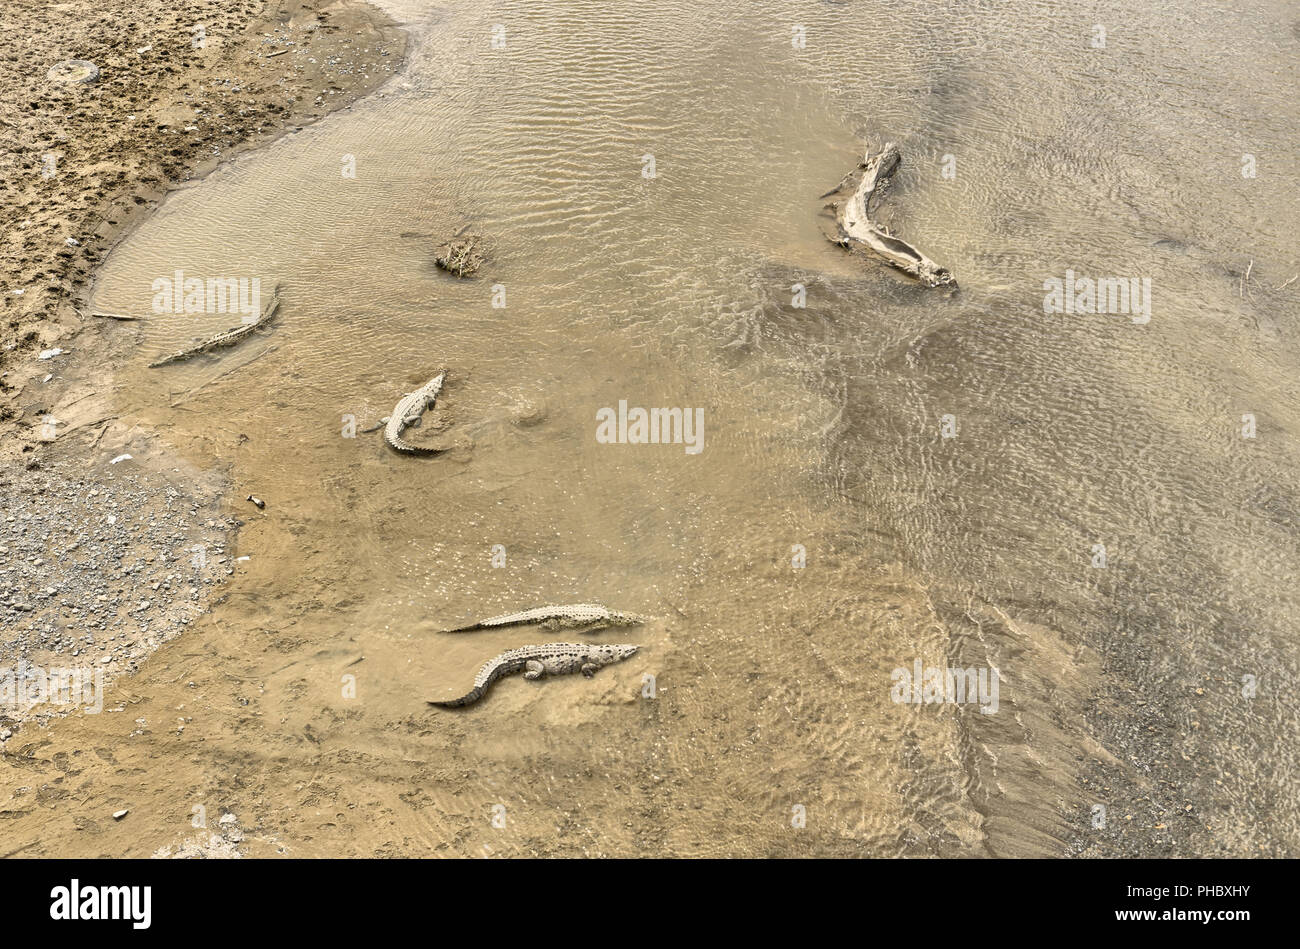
[597,644,640,664]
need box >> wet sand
[1,0,404,775]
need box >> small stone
[48,60,101,84]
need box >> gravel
[0,459,235,740]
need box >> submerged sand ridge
[4,0,1300,857]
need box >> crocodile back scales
[429,642,639,707]
[444,603,643,632]
[383,371,445,453]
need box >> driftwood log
[823,143,955,288]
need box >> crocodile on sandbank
[428,642,639,708]
[443,603,645,633]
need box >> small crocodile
[148,283,281,368]
[429,642,639,707]
[825,143,955,288]
[443,603,645,633]
[365,371,447,453]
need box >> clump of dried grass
[434,233,485,277]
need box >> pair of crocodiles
[145,285,450,455]
[429,604,644,707]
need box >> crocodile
[429,642,639,707]
[148,283,282,368]
[366,371,447,454]
[824,143,955,288]
[443,603,645,633]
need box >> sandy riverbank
[1,0,407,746]
[1,0,406,455]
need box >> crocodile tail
[148,352,184,369]
[429,656,508,707]
[429,687,483,708]
[441,621,484,633]
[386,434,444,455]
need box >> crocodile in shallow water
[443,603,645,633]
[429,642,639,707]
[366,370,447,454]
[824,143,955,288]
[148,283,282,368]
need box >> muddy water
[67,0,1300,855]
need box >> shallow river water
[77,0,1300,855]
